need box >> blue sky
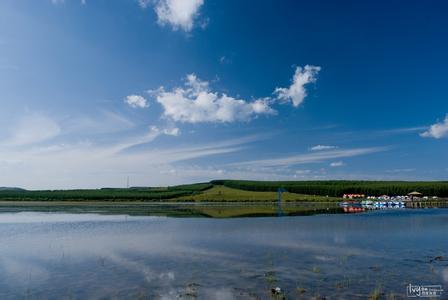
[0,0,447,189]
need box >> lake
[0,208,447,299]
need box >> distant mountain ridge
[0,187,26,191]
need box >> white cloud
[219,56,231,65]
[0,133,260,189]
[275,65,321,107]
[420,114,448,139]
[61,110,136,137]
[125,95,149,108]
[295,169,311,175]
[149,125,181,138]
[3,114,61,147]
[330,161,344,167]
[50,0,86,4]
[154,0,204,32]
[386,168,415,173]
[138,0,152,8]
[232,147,387,168]
[112,125,181,152]
[163,127,180,136]
[310,145,337,151]
[153,74,276,123]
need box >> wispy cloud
[2,113,61,147]
[61,110,137,136]
[219,56,232,65]
[386,168,415,173]
[112,125,181,153]
[375,126,427,136]
[330,161,344,167]
[420,114,448,139]
[0,121,263,188]
[138,0,152,9]
[231,147,388,168]
[309,145,337,151]
[50,0,86,5]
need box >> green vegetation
[0,180,447,202]
[0,183,212,201]
[211,180,448,197]
[368,286,383,300]
[177,185,339,202]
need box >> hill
[0,187,26,191]
[177,185,338,202]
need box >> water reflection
[0,210,447,299]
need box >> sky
[0,0,447,189]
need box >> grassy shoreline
[0,185,341,202]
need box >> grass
[0,184,340,202]
[176,185,340,202]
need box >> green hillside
[0,183,212,201]
[177,185,338,202]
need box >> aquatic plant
[368,286,383,300]
[264,271,278,286]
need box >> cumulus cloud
[420,114,448,139]
[152,74,276,123]
[125,95,149,108]
[310,145,337,151]
[330,161,344,167]
[154,0,204,32]
[275,65,321,107]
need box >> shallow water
[0,209,447,299]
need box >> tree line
[0,183,213,201]
[211,180,448,197]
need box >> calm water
[0,209,447,299]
